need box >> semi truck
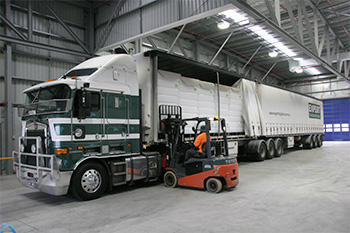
[13,51,323,200]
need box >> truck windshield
[21,84,72,117]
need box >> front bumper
[13,150,72,196]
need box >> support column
[5,0,14,175]
[28,0,33,41]
[86,6,94,53]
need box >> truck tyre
[304,135,314,149]
[247,140,267,161]
[266,138,275,159]
[164,171,177,188]
[71,162,108,201]
[206,178,222,193]
[255,141,267,161]
[317,135,323,147]
[317,134,323,147]
[312,135,317,148]
[274,138,283,157]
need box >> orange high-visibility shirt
[194,132,211,153]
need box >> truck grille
[26,130,46,154]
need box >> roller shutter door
[323,98,350,141]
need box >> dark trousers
[185,149,198,161]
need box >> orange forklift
[160,107,239,193]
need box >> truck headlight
[20,144,25,152]
[74,127,85,139]
[31,144,37,154]
[56,158,63,169]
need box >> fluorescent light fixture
[220,9,249,25]
[307,67,321,75]
[295,67,303,73]
[249,25,297,57]
[269,50,278,57]
[217,21,230,29]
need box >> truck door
[73,90,103,142]
[105,93,129,145]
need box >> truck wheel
[206,178,222,193]
[274,138,283,157]
[71,162,108,201]
[304,135,314,149]
[255,141,267,161]
[312,135,317,148]
[164,171,177,188]
[317,135,323,147]
[266,138,275,159]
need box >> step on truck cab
[13,54,161,200]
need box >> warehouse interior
[0,0,349,232]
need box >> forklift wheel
[206,178,222,193]
[164,171,178,188]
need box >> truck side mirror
[78,90,91,119]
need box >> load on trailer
[13,51,323,200]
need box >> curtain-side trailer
[137,53,324,161]
[13,52,323,200]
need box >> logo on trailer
[308,103,321,119]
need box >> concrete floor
[0,141,349,233]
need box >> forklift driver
[185,125,211,161]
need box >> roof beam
[96,5,234,53]
[0,35,91,58]
[0,13,27,40]
[95,0,126,52]
[43,1,90,54]
[208,31,233,65]
[306,0,347,50]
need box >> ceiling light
[220,9,249,25]
[269,50,278,57]
[307,67,321,75]
[217,21,230,29]
[295,67,303,73]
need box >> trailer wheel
[71,162,108,201]
[206,178,222,193]
[164,171,177,188]
[304,135,314,149]
[266,139,275,159]
[317,135,323,147]
[312,135,317,148]
[255,141,267,161]
[274,138,283,157]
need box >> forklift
[159,105,239,193]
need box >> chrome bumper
[13,149,72,196]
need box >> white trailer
[136,52,324,160]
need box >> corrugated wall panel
[99,11,141,47]
[141,0,180,32]
[96,0,229,49]
[14,55,49,81]
[13,80,34,104]
[50,61,75,79]
[96,0,144,26]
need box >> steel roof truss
[43,1,90,54]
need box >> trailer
[13,51,323,200]
[137,52,324,160]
